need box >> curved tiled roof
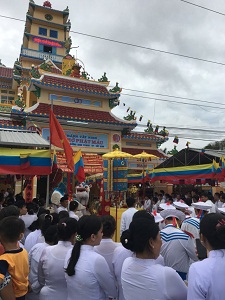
[122,147,168,158]
[32,75,113,96]
[0,67,13,79]
[29,103,136,126]
[0,119,25,130]
[123,132,167,142]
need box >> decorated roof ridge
[38,59,62,74]
[26,15,67,28]
[124,131,168,140]
[122,147,168,158]
[41,72,111,87]
[109,111,137,125]
[122,133,165,142]
[0,119,25,130]
[24,32,65,46]
[28,102,136,127]
[30,74,120,97]
[29,1,69,15]
[0,67,14,79]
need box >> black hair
[37,207,50,218]
[60,196,68,203]
[26,202,39,215]
[126,197,135,208]
[152,197,158,204]
[132,210,154,221]
[101,215,116,238]
[202,192,209,198]
[40,214,54,236]
[57,217,77,241]
[28,213,47,231]
[192,195,199,202]
[69,201,79,211]
[0,216,25,243]
[200,213,225,250]
[14,199,26,209]
[184,198,192,206]
[44,224,58,245]
[66,215,102,276]
[0,205,20,221]
[50,212,59,225]
[121,217,159,253]
[15,193,24,202]
[59,210,69,220]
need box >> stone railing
[21,48,63,63]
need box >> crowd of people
[0,189,223,299]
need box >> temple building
[0,0,168,200]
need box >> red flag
[49,109,74,171]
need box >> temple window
[39,27,47,36]
[50,30,58,39]
[43,45,52,53]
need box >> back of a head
[57,217,78,241]
[40,214,54,236]
[44,224,58,245]
[69,201,79,211]
[14,199,26,209]
[200,213,225,250]
[0,216,25,243]
[126,197,135,208]
[0,205,20,221]
[132,210,154,221]
[121,217,159,253]
[65,215,102,277]
[59,210,69,220]
[77,215,102,241]
[192,195,199,203]
[101,215,116,238]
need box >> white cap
[173,201,189,209]
[151,211,164,223]
[160,209,186,221]
[192,202,212,211]
[218,208,225,214]
[159,203,176,210]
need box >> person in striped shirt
[160,209,198,280]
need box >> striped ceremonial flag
[74,149,85,183]
[0,148,51,175]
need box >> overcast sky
[1,0,225,152]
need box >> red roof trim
[33,75,111,95]
[30,103,135,126]
[0,67,13,79]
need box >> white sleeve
[94,255,117,299]
[37,249,47,287]
[187,263,207,300]
[182,238,198,261]
[120,214,126,236]
[165,267,187,300]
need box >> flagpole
[46,96,54,208]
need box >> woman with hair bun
[121,217,187,300]
[65,215,117,300]
[38,217,77,300]
[188,213,225,299]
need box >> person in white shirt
[188,213,225,300]
[160,209,198,280]
[94,215,120,274]
[27,225,58,300]
[113,210,164,300]
[65,215,117,300]
[57,196,69,214]
[68,201,79,221]
[38,217,77,300]
[121,214,187,300]
[143,196,151,211]
[201,192,216,213]
[120,197,137,236]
